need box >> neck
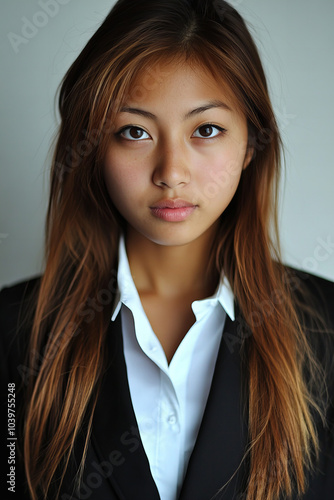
[125,226,219,300]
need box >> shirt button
[168,414,177,425]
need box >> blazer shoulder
[0,276,41,386]
[294,267,334,296]
[0,275,41,302]
[0,276,41,334]
[284,266,334,326]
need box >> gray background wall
[0,0,333,287]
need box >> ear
[243,146,254,170]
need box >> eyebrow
[119,99,232,121]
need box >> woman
[1,0,333,499]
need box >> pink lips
[150,199,197,222]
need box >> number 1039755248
[7,383,16,437]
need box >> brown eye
[118,126,150,141]
[129,127,145,139]
[199,125,214,137]
[193,124,225,139]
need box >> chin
[138,226,208,248]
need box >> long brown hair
[24,1,327,499]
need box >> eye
[192,124,226,139]
[117,126,151,141]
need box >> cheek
[103,150,143,200]
[197,144,245,202]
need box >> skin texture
[104,60,252,361]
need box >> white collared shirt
[111,236,235,500]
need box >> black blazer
[1,268,334,500]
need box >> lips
[150,199,197,222]
[150,198,196,209]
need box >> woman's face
[104,60,252,247]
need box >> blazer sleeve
[0,277,41,500]
[0,278,40,385]
[290,268,334,499]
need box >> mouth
[150,198,198,222]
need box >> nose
[152,141,191,189]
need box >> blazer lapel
[63,310,249,500]
[90,313,160,499]
[179,312,249,500]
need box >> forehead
[122,57,241,113]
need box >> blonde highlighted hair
[23,1,327,498]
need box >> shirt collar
[111,234,235,322]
